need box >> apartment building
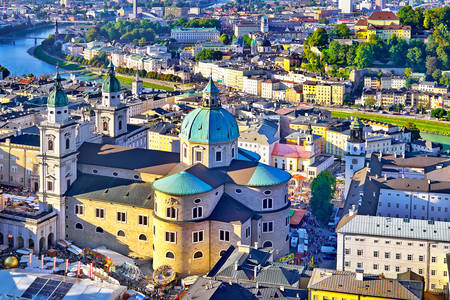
[234,22,259,37]
[170,27,220,43]
[325,124,350,157]
[302,81,345,105]
[242,76,263,96]
[336,214,450,292]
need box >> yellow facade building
[355,11,411,40]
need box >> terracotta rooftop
[368,11,399,20]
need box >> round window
[194,198,201,204]
[264,190,271,195]
[236,189,242,194]
[113,172,118,176]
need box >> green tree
[86,27,100,42]
[243,35,252,46]
[219,33,231,45]
[355,43,374,69]
[308,28,328,49]
[406,47,425,70]
[318,17,329,25]
[365,96,376,108]
[195,49,223,61]
[310,171,334,224]
[404,67,413,77]
[426,56,438,76]
[0,65,10,78]
[404,121,420,140]
[430,108,446,119]
[334,23,350,39]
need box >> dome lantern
[47,65,68,108]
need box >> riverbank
[32,45,84,71]
[330,110,450,136]
[0,22,51,37]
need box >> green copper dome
[246,163,292,187]
[179,107,239,143]
[153,171,213,196]
[47,69,68,107]
[102,62,121,93]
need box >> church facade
[0,73,291,276]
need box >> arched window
[263,241,273,248]
[65,138,70,150]
[75,223,83,230]
[48,140,54,151]
[165,251,175,259]
[139,234,147,241]
[193,251,203,259]
[117,230,125,237]
[103,121,108,131]
[96,226,104,233]
[118,120,122,130]
[231,147,235,158]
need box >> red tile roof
[355,19,368,26]
[272,143,312,159]
[368,11,398,20]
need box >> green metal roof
[247,163,292,187]
[47,71,68,108]
[203,77,219,94]
[179,107,239,144]
[152,171,213,196]
[102,62,121,93]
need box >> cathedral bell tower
[344,117,366,197]
[94,62,128,144]
[38,67,78,240]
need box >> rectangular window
[95,208,105,219]
[262,221,273,233]
[215,151,222,162]
[357,250,363,256]
[245,227,250,238]
[117,211,126,223]
[165,231,176,243]
[373,251,378,257]
[166,207,177,219]
[219,230,230,241]
[407,254,413,261]
[195,150,202,162]
[345,249,350,255]
[192,231,204,243]
[373,264,378,270]
[419,255,424,262]
[431,256,436,263]
[357,262,363,268]
[384,265,390,271]
[431,270,436,276]
[262,198,273,209]
[47,181,53,191]
[192,206,203,219]
[138,215,148,226]
[395,266,400,272]
[396,253,401,260]
[385,252,390,259]
[74,204,84,216]
[418,268,423,275]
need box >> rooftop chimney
[356,270,364,281]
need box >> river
[0,25,59,76]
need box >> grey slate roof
[181,277,307,300]
[66,173,153,209]
[0,134,40,147]
[337,214,450,242]
[211,246,305,288]
[308,268,423,300]
[78,142,179,175]
[209,193,255,224]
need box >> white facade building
[337,214,450,293]
[170,27,220,43]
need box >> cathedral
[0,69,291,275]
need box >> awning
[290,209,306,225]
